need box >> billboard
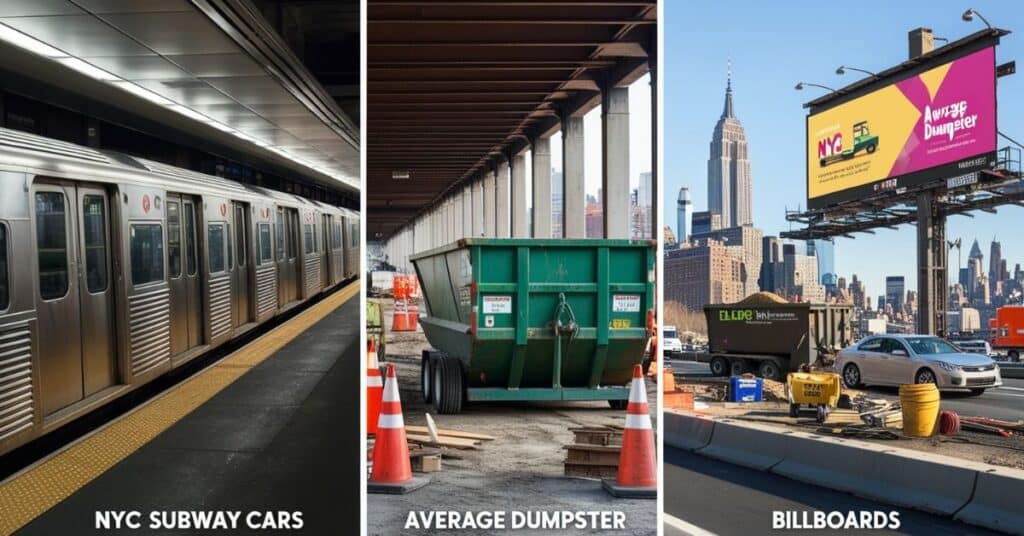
[807,46,997,209]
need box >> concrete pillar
[483,170,496,237]
[471,177,484,237]
[511,152,528,238]
[562,115,585,238]
[602,85,630,239]
[462,184,472,239]
[532,136,552,238]
[495,162,510,238]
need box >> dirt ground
[678,376,1024,470]
[367,298,658,535]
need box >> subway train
[0,127,360,456]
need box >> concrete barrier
[771,432,886,497]
[663,411,714,451]
[999,363,1024,379]
[955,466,1024,535]
[695,419,786,470]
[869,448,982,515]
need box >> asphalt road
[663,447,1000,536]
[669,359,1024,421]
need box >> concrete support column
[471,177,484,237]
[483,170,496,237]
[562,115,586,239]
[462,184,472,239]
[602,85,630,239]
[532,136,552,238]
[917,191,948,337]
[495,162,510,238]
[511,152,528,238]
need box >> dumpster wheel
[432,355,464,414]
[421,350,437,404]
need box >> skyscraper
[707,66,752,228]
[886,276,906,312]
[677,186,692,245]
[807,239,836,291]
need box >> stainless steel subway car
[0,128,359,456]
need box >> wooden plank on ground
[405,426,496,441]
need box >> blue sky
[664,1,1024,298]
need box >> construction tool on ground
[368,364,429,494]
[602,365,656,499]
[786,371,842,423]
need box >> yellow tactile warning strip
[0,282,358,536]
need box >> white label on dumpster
[612,294,641,312]
[482,295,512,314]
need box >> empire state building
[707,71,752,228]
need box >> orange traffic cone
[368,364,429,494]
[367,339,383,436]
[603,364,656,498]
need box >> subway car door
[75,184,116,397]
[320,214,331,288]
[232,202,250,327]
[33,181,116,416]
[166,194,187,355]
[276,207,295,305]
[182,197,202,348]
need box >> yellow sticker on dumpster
[611,319,631,329]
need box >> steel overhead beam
[368,19,656,25]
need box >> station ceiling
[366,0,657,239]
[0,0,359,192]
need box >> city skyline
[665,1,1024,296]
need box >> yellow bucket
[899,383,940,437]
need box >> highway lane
[669,359,1024,421]
[663,447,1000,536]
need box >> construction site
[363,1,659,532]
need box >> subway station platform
[1,283,360,536]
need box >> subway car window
[276,210,285,260]
[333,222,342,249]
[303,223,314,254]
[235,207,246,267]
[35,191,69,299]
[259,223,272,264]
[167,200,181,279]
[82,195,108,292]
[0,224,8,310]
[184,202,197,276]
[209,223,226,273]
[130,223,164,286]
[351,222,358,247]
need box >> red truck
[989,306,1024,362]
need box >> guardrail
[665,411,1024,534]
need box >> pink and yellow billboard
[807,46,997,208]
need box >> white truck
[663,325,683,357]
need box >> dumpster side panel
[416,239,653,396]
[704,304,810,356]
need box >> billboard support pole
[916,191,948,336]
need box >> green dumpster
[410,238,655,413]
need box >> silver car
[835,335,1002,395]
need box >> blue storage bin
[728,376,763,402]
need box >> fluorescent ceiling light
[167,104,211,123]
[57,57,120,81]
[109,81,174,106]
[0,24,66,58]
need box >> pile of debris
[563,426,623,479]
